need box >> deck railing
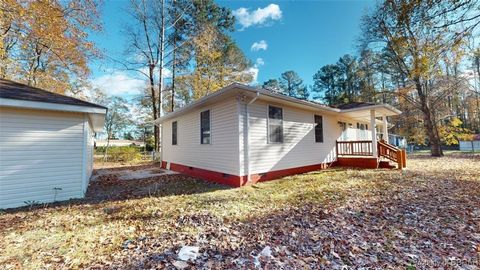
[336,140,407,169]
[336,140,373,156]
[378,140,406,169]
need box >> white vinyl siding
[84,119,94,193]
[245,100,341,174]
[162,98,239,175]
[0,107,93,209]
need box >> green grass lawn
[1,153,479,269]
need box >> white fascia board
[153,82,402,125]
[155,83,340,124]
[0,98,107,114]
[253,89,340,113]
[0,97,107,132]
[340,104,402,115]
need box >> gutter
[245,92,260,183]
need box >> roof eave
[339,104,402,116]
[155,83,340,124]
[0,97,107,114]
[0,97,107,132]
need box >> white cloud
[233,4,282,30]
[162,67,172,78]
[91,71,145,96]
[244,58,265,84]
[247,67,259,83]
[138,66,172,79]
[256,58,265,66]
[251,40,268,52]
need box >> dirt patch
[86,164,225,202]
[91,165,177,182]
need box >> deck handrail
[378,140,406,169]
[336,140,373,157]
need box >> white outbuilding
[0,79,107,209]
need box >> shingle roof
[0,79,106,109]
[335,102,377,110]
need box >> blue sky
[89,0,375,97]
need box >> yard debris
[177,246,200,261]
[172,260,189,269]
[122,240,135,250]
[0,155,479,269]
[252,246,273,268]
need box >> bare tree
[361,0,480,156]
[124,0,163,152]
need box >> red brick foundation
[246,162,337,184]
[161,158,385,187]
[161,161,336,187]
[161,161,243,187]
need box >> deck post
[370,109,377,158]
[382,114,388,144]
[335,140,339,159]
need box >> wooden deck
[336,140,407,169]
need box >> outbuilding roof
[0,79,106,109]
[0,79,107,132]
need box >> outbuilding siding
[0,107,88,208]
[162,98,240,176]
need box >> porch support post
[370,109,377,157]
[382,114,388,143]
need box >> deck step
[378,160,396,169]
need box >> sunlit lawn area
[1,153,479,269]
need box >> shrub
[107,146,141,162]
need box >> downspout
[245,92,260,183]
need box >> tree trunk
[148,65,159,152]
[171,43,176,112]
[157,0,165,156]
[103,137,110,164]
[415,79,443,156]
[475,55,480,133]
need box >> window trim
[267,105,284,144]
[313,114,324,143]
[357,122,368,130]
[200,109,212,145]
[172,120,178,145]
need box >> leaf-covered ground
[1,153,479,269]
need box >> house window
[172,121,177,145]
[314,115,323,143]
[268,105,283,143]
[357,123,368,130]
[200,110,210,144]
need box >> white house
[0,79,107,209]
[459,139,480,152]
[155,83,404,187]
